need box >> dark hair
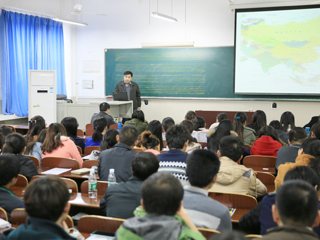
[276,180,318,227]
[124,71,133,77]
[258,126,282,144]
[217,113,228,122]
[140,131,160,150]
[0,133,5,152]
[99,102,110,112]
[61,117,78,137]
[284,166,320,191]
[146,120,163,150]
[24,176,70,222]
[131,109,145,122]
[250,110,267,134]
[166,125,190,149]
[288,127,307,144]
[219,135,245,162]
[234,112,248,141]
[162,117,175,132]
[0,126,13,137]
[3,133,27,154]
[25,129,47,154]
[25,116,46,143]
[185,111,197,121]
[0,154,20,186]
[186,149,220,188]
[269,120,281,130]
[208,120,233,152]
[92,117,107,143]
[280,111,295,133]
[131,152,159,180]
[141,172,183,215]
[180,120,198,145]
[312,122,320,140]
[119,125,139,147]
[301,138,320,156]
[193,116,206,131]
[41,123,65,153]
[100,129,119,151]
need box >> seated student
[0,154,24,222]
[98,125,139,182]
[85,117,108,147]
[124,110,148,135]
[311,121,320,140]
[0,133,5,153]
[116,172,205,240]
[157,125,190,186]
[25,129,47,165]
[0,126,13,137]
[180,120,201,153]
[146,120,163,150]
[276,127,307,170]
[233,112,256,146]
[275,138,320,190]
[1,176,76,240]
[193,117,206,131]
[269,120,289,144]
[209,135,267,197]
[246,110,267,134]
[100,129,119,151]
[3,134,38,182]
[140,131,161,155]
[280,111,295,133]
[258,179,320,240]
[304,116,320,129]
[208,119,235,153]
[100,152,159,219]
[209,113,228,130]
[90,102,116,128]
[183,149,232,231]
[41,123,83,167]
[162,117,175,141]
[25,116,46,143]
[185,110,197,121]
[61,117,85,152]
[250,126,284,157]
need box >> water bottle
[306,127,310,135]
[118,122,122,131]
[88,166,97,198]
[108,168,116,186]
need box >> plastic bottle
[306,127,310,135]
[118,122,122,131]
[88,166,97,198]
[108,168,116,186]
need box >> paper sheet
[86,235,114,239]
[42,168,72,175]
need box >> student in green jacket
[124,110,148,135]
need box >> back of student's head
[3,133,26,154]
[0,126,13,137]
[258,125,281,142]
[186,149,220,188]
[280,111,295,132]
[131,109,145,122]
[284,166,320,191]
[25,129,48,155]
[251,110,267,133]
[301,138,320,157]
[193,116,206,131]
[100,129,119,151]
[166,125,190,149]
[181,120,193,134]
[25,115,46,143]
[276,180,318,227]
[61,117,78,137]
[312,122,320,140]
[92,117,107,143]
[141,172,183,216]
[162,117,175,132]
[41,123,65,153]
[132,152,159,180]
[0,133,5,152]
[99,102,110,112]
[146,120,163,150]
[119,125,139,147]
[24,176,69,222]
[269,120,282,130]
[217,113,228,122]
[288,127,307,144]
[0,154,20,187]
[140,131,160,150]
[234,112,248,141]
[219,135,244,162]
[185,110,197,121]
[208,119,233,152]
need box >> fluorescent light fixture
[230,0,317,10]
[52,17,88,26]
[151,12,177,22]
[141,42,194,48]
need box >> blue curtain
[0,10,66,117]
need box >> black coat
[115,81,141,111]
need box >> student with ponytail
[85,117,108,147]
[233,112,256,145]
[25,115,46,143]
[100,129,119,151]
[140,131,161,155]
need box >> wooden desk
[69,193,102,208]
[39,167,100,180]
[9,125,29,135]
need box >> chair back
[84,146,100,155]
[246,234,262,239]
[83,160,99,168]
[14,174,28,187]
[31,176,78,194]
[0,207,8,221]
[109,124,118,129]
[81,181,108,195]
[85,129,94,137]
[42,157,80,170]
[25,155,40,168]
[78,215,125,234]
[133,148,143,152]
[198,228,220,239]
[243,155,276,168]
[4,125,16,133]
[198,142,207,149]
[256,171,276,193]
[77,146,83,155]
[86,123,93,130]
[208,191,257,209]
[163,140,167,148]
[77,129,84,138]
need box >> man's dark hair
[99,102,111,112]
[217,113,228,122]
[119,125,139,147]
[284,166,320,191]
[276,180,318,227]
[219,135,244,162]
[24,176,70,222]
[131,109,145,122]
[0,126,13,137]
[312,122,320,140]
[162,117,175,132]
[123,71,133,77]
[180,120,193,134]
[61,117,78,137]
[193,116,206,131]
[186,149,220,188]
[166,125,190,149]
[141,172,183,216]
[3,133,27,154]
[0,154,20,186]
[288,127,307,144]
[185,111,197,121]
[132,152,159,180]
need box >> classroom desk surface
[39,167,100,180]
[69,193,102,208]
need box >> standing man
[115,71,141,111]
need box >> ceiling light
[151,12,177,22]
[52,17,87,26]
